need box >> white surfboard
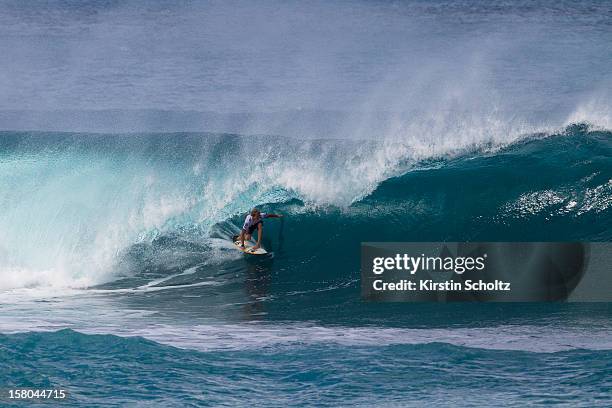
[232,236,268,255]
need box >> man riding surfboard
[236,208,282,251]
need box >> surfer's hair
[251,208,260,216]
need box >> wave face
[0,130,419,290]
[0,124,610,298]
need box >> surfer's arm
[253,223,263,249]
[264,213,282,218]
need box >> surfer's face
[251,211,260,220]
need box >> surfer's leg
[243,224,257,247]
[239,230,247,247]
[241,231,252,246]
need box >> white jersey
[242,213,268,231]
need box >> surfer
[238,208,282,250]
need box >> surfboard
[232,235,268,255]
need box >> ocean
[0,1,611,406]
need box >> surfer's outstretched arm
[265,213,283,218]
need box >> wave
[0,123,610,292]
[4,318,612,353]
[2,328,612,406]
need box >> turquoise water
[1,0,611,406]
[2,326,612,407]
[0,127,610,406]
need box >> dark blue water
[0,0,611,406]
[2,328,612,407]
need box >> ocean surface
[0,1,611,406]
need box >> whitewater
[0,1,611,406]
